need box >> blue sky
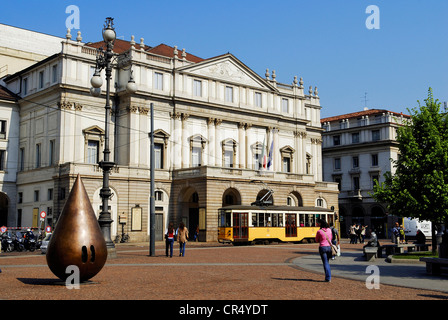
[1,0,447,118]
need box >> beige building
[321,109,411,238]
[2,26,338,242]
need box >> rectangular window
[48,188,53,201]
[352,132,360,144]
[193,79,202,97]
[87,140,99,164]
[371,154,379,166]
[352,156,359,168]
[282,98,289,113]
[18,192,23,204]
[49,140,55,166]
[333,135,341,146]
[154,143,164,169]
[255,92,262,107]
[224,150,234,168]
[0,120,6,139]
[282,157,291,172]
[0,150,5,171]
[192,147,202,167]
[23,78,28,95]
[19,148,24,171]
[372,130,380,141]
[334,158,341,170]
[353,176,360,190]
[39,71,44,89]
[34,190,39,202]
[334,177,342,191]
[154,72,163,90]
[225,86,233,103]
[35,144,41,168]
[52,65,58,83]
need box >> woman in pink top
[315,219,332,282]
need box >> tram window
[272,214,278,227]
[328,214,334,226]
[258,213,265,227]
[252,214,257,227]
[299,214,305,227]
[306,214,315,227]
[219,211,231,227]
[265,213,271,227]
[278,214,283,227]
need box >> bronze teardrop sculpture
[46,174,107,282]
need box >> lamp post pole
[149,103,155,256]
[90,17,118,258]
[90,18,137,258]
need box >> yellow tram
[218,205,335,245]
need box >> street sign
[45,226,51,233]
[0,226,6,233]
[40,211,47,219]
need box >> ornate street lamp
[90,17,137,257]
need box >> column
[214,119,222,166]
[207,118,215,166]
[181,113,189,168]
[238,122,246,168]
[171,112,181,169]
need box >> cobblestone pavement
[1,241,447,303]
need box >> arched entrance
[287,191,303,207]
[352,206,365,226]
[255,189,274,205]
[222,188,241,207]
[178,187,200,240]
[0,192,8,227]
[371,206,387,238]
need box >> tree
[373,88,448,253]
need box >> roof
[85,41,204,63]
[321,109,410,123]
[147,44,204,63]
[85,39,151,54]
[0,85,18,102]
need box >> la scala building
[1,25,338,242]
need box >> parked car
[40,233,52,254]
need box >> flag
[259,137,266,170]
[267,139,274,170]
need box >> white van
[403,218,431,238]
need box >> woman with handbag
[315,219,334,282]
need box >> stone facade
[1,26,338,241]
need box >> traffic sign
[46,226,51,233]
[40,211,47,219]
[0,226,6,233]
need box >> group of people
[392,222,407,244]
[349,224,367,244]
[165,222,199,258]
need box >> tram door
[285,214,297,237]
[233,212,248,240]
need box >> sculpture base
[107,247,117,259]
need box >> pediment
[178,54,276,91]
[83,125,105,136]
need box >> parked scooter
[1,232,14,252]
[23,229,36,252]
[12,233,24,252]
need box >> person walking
[349,223,357,244]
[315,219,333,282]
[177,222,189,257]
[165,222,175,258]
